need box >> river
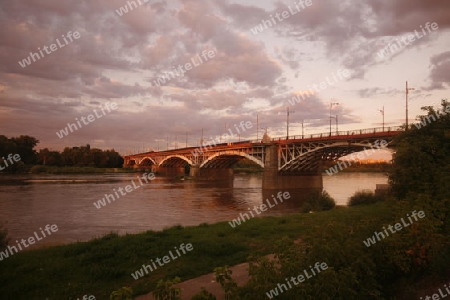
[0,172,387,247]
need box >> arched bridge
[123,126,402,189]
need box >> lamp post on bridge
[405,81,414,130]
[329,101,339,136]
[378,106,385,131]
[330,115,338,135]
[286,107,295,140]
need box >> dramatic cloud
[0,0,448,152]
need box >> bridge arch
[127,159,137,166]
[279,141,388,172]
[139,157,156,167]
[159,155,193,168]
[199,151,264,169]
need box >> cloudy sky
[0,0,449,154]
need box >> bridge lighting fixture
[378,106,385,131]
[329,101,339,136]
[287,107,295,139]
[405,81,414,130]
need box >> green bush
[0,224,8,250]
[153,277,181,300]
[110,286,133,300]
[190,288,216,300]
[347,190,381,206]
[301,190,336,213]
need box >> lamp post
[287,107,295,139]
[378,106,385,131]
[256,114,259,141]
[336,115,338,134]
[301,119,304,139]
[329,101,339,136]
[406,81,414,130]
[330,115,338,135]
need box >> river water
[0,172,387,247]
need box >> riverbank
[29,165,137,174]
[0,199,447,299]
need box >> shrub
[191,288,216,300]
[347,190,381,206]
[0,224,8,250]
[153,277,181,300]
[301,190,336,213]
[110,286,133,300]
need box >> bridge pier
[156,166,186,177]
[190,167,234,182]
[262,144,323,190]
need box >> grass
[0,201,401,299]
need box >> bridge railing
[269,126,403,142]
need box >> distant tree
[10,135,39,164]
[388,99,450,200]
[59,145,123,168]
[38,148,62,166]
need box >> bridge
[123,126,402,189]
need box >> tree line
[0,135,123,172]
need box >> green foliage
[0,135,38,171]
[58,145,123,168]
[0,199,447,299]
[347,190,382,206]
[190,288,216,300]
[0,223,8,250]
[110,286,133,300]
[389,99,450,200]
[213,267,238,300]
[152,277,181,300]
[301,190,336,212]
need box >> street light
[329,101,339,136]
[301,119,304,139]
[330,115,338,135]
[378,106,385,131]
[256,114,259,141]
[406,81,414,130]
[287,107,295,139]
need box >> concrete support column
[190,167,234,181]
[156,166,185,177]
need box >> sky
[0,0,449,155]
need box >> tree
[10,135,39,164]
[38,148,62,166]
[388,99,450,200]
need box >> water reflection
[0,172,387,247]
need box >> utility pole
[185,131,188,148]
[329,101,339,136]
[256,114,259,141]
[287,107,295,139]
[406,81,414,130]
[336,115,338,134]
[301,119,304,139]
[200,128,204,147]
[378,106,385,131]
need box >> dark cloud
[0,0,446,152]
[424,51,450,90]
